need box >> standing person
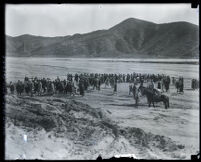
[132,83,137,99]
[38,81,43,96]
[51,81,55,95]
[172,77,176,85]
[16,80,21,95]
[24,79,29,95]
[191,79,198,90]
[71,81,76,96]
[66,81,70,95]
[164,79,169,92]
[105,77,109,88]
[19,81,24,95]
[110,77,114,88]
[161,77,165,92]
[157,79,161,90]
[148,79,154,91]
[175,78,179,93]
[28,80,34,97]
[95,78,99,90]
[166,76,170,92]
[34,80,39,94]
[84,78,89,91]
[113,80,117,94]
[79,79,84,96]
[69,81,73,96]
[75,73,79,83]
[41,78,47,93]
[129,82,133,95]
[98,78,101,91]
[191,79,195,90]
[132,83,139,107]
[180,77,184,94]
[9,81,15,94]
[195,79,199,89]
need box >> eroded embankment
[5,95,186,159]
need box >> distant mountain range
[6,18,199,58]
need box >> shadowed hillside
[6,18,199,58]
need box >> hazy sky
[6,4,199,37]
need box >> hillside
[6,18,199,58]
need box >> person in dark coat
[24,80,29,95]
[79,80,85,96]
[157,81,161,90]
[113,80,117,94]
[98,79,101,91]
[180,77,184,93]
[20,81,24,95]
[9,82,15,94]
[16,80,21,95]
[129,82,133,95]
[67,81,72,96]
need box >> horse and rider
[138,85,169,109]
[131,79,169,109]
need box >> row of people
[6,72,198,97]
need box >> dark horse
[138,86,169,109]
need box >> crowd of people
[6,72,199,98]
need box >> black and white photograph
[5,3,199,160]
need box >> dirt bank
[5,93,189,160]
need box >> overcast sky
[6,4,199,37]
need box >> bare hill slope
[6,18,199,58]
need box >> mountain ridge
[6,18,199,58]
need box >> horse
[138,86,169,109]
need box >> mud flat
[5,82,199,160]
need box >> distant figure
[9,82,14,94]
[38,81,43,96]
[98,79,101,91]
[68,81,73,96]
[105,77,109,88]
[179,77,184,93]
[175,78,180,93]
[113,81,117,94]
[165,76,170,92]
[16,80,21,95]
[175,77,184,94]
[157,81,161,90]
[148,80,154,90]
[132,84,139,107]
[51,82,55,94]
[16,80,24,96]
[79,80,85,96]
[172,77,176,85]
[191,79,199,90]
[129,82,133,95]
